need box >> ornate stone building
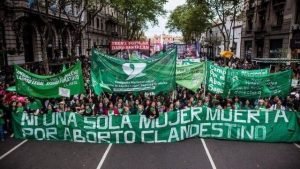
[241,0,300,63]
[85,6,127,55]
[0,0,126,70]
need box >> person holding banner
[94,102,105,116]
[104,102,119,116]
[233,97,242,110]
[122,105,131,115]
[145,102,159,119]
[270,100,285,111]
[136,104,145,115]
[242,100,252,110]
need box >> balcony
[254,26,266,33]
[271,24,282,31]
[105,14,119,24]
[87,27,107,36]
[269,50,286,58]
[111,31,119,37]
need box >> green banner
[15,62,85,98]
[12,108,300,143]
[91,49,176,95]
[176,63,205,92]
[224,68,270,97]
[230,70,292,98]
[206,62,227,95]
[176,58,201,65]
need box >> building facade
[241,0,300,62]
[85,6,126,55]
[149,34,183,54]
[201,17,243,58]
[0,0,126,69]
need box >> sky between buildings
[145,0,186,38]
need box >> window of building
[256,40,264,58]
[276,10,284,26]
[101,19,104,30]
[96,18,100,29]
[269,39,283,58]
[296,1,300,24]
[244,41,252,59]
[247,17,253,31]
[259,15,266,30]
[88,13,92,26]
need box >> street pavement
[0,138,299,169]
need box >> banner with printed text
[91,49,176,95]
[176,58,201,65]
[12,107,300,144]
[111,41,150,50]
[230,70,292,98]
[206,62,227,96]
[15,62,85,98]
[176,63,205,92]
[224,68,270,97]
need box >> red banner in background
[111,41,150,50]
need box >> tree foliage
[111,0,167,40]
[187,0,242,50]
[166,3,211,42]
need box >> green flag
[176,63,205,92]
[177,58,201,65]
[15,62,85,98]
[230,70,292,98]
[6,86,16,92]
[91,49,176,95]
[129,53,140,61]
[224,68,270,97]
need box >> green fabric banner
[176,63,206,92]
[91,49,176,95]
[12,108,300,143]
[15,62,85,98]
[230,70,292,98]
[224,68,270,97]
[176,58,201,65]
[206,62,227,95]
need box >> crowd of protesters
[0,54,299,141]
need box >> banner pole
[203,61,208,97]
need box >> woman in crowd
[104,102,119,116]
[145,101,159,119]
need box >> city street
[1,0,300,169]
[0,138,299,169]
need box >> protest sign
[12,107,300,143]
[176,63,205,92]
[15,62,84,98]
[91,49,176,94]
